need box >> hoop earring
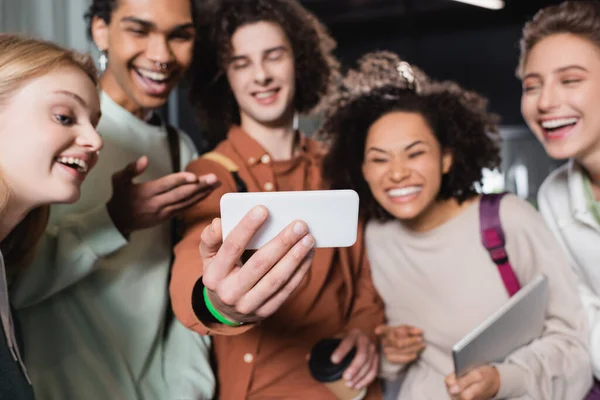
[98,50,108,73]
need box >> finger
[157,184,218,219]
[460,382,485,400]
[203,207,269,289]
[339,334,369,381]
[353,351,379,390]
[383,335,424,350]
[113,156,148,183]
[382,350,419,364]
[235,233,315,314]
[456,368,483,392]
[253,249,314,318]
[348,340,376,387]
[145,171,204,196]
[331,332,358,365]
[200,218,223,262]
[408,326,424,336]
[385,336,425,352]
[220,220,310,302]
[374,325,388,336]
[383,344,425,354]
[445,373,458,391]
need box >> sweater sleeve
[169,157,254,336]
[493,195,592,399]
[11,203,128,308]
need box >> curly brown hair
[188,0,339,149]
[321,51,501,222]
[517,1,600,77]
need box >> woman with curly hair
[0,34,103,399]
[322,51,592,400]
[170,1,384,399]
[519,1,600,386]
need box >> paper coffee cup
[308,338,367,400]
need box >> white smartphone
[220,189,359,249]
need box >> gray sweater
[366,194,592,399]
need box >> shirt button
[264,182,274,191]
[261,154,271,164]
[248,157,256,164]
[244,353,254,363]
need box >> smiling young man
[169,1,385,399]
[11,0,216,399]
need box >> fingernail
[186,173,198,183]
[203,174,217,185]
[251,206,267,220]
[450,385,460,394]
[302,234,314,247]
[293,222,307,235]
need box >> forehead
[13,67,99,111]
[230,21,290,55]
[524,33,600,74]
[113,0,193,25]
[367,111,436,146]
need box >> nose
[146,34,173,65]
[537,82,560,112]
[389,159,410,182]
[75,125,103,153]
[253,62,272,86]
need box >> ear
[442,149,453,175]
[91,16,110,52]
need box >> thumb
[374,325,388,336]
[408,326,424,336]
[115,156,148,182]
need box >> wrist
[203,287,244,327]
[106,201,130,238]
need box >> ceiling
[299,0,564,32]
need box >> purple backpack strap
[479,193,521,297]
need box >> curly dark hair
[321,51,501,222]
[84,0,198,40]
[518,1,600,77]
[188,0,340,149]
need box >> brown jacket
[170,127,384,400]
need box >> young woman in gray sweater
[322,51,592,400]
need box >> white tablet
[452,274,548,377]
[220,189,360,250]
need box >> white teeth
[541,118,578,129]
[387,186,422,197]
[255,90,277,99]
[57,156,88,173]
[136,68,169,82]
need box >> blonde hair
[517,1,600,78]
[0,34,98,278]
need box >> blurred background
[0,0,566,204]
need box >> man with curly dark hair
[322,51,590,400]
[12,0,217,399]
[169,1,384,399]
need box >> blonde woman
[519,1,600,387]
[0,34,102,399]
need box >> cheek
[173,43,194,68]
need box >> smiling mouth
[56,156,88,173]
[387,186,422,197]
[539,117,579,137]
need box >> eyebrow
[53,90,87,108]
[120,16,194,32]
[405,140,426,150]
[522,65,588,80]
[230,45,288,62]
